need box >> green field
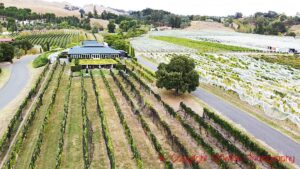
[17,31,80,48]
[0,61,288,169]
[152,36,254,52]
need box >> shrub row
[0,63,50,157]
[118,70,200,169]
[203,108,288,169]
[122,69,230,168]
[125,61,155,83]
[180,102,256,168]
[3,62,58,168]
[90,71,116,168]
[111,70,173,169]
[29,64,65,169]
[55,74,72,169]
[100,70,144,169]
[80,73,92,169]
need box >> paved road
[0,55,37,110]
[137,55,300,166]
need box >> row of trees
[88,7,190,30]
[130,8,191,28]
[0,3,92,32]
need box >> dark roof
[69,46,120,54]
[82,40,104,47]
[69,40,120,55]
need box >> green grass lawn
[71,59,117,66]
[151,36,254,53]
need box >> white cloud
[47,0,299,16]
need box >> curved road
[136,55,300,167]
[0,55,37,110]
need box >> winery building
[68,40,124,69]
[68,40,121,59]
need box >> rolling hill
[2,0,127,17]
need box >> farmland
[131,33,300,133]
[149,30,300,51]
[1,1,300,168]
[0,59,292,169]
[151,36,254,53]
[16,30,84,48]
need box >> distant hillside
[2,0,127,17]
[185,21,234,32]
[290,25,300,36]
[83,4,128,16]
[2,0,79,17]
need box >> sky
[46,0,300,16]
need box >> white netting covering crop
[130,35,300,127]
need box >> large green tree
[0,43,15,62]
[107,19,116,33]
[7,17,17,32]
[156,55,199,95]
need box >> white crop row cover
[149,30,300,51]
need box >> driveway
[136,55,300,166]
[0,55,37,110]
